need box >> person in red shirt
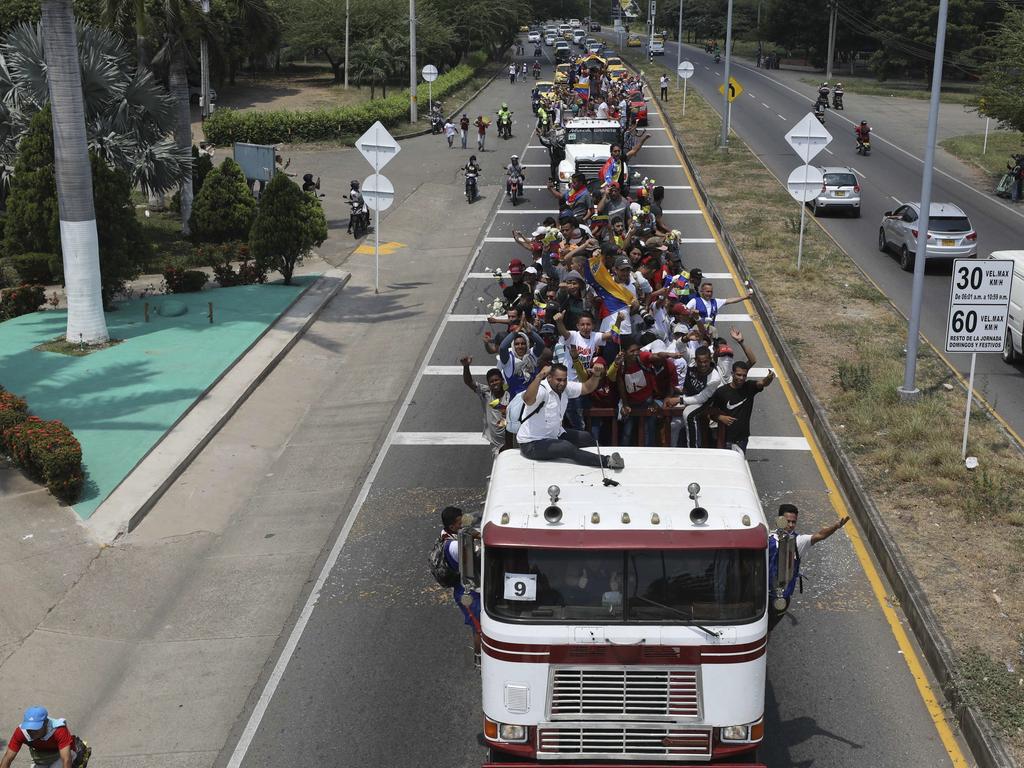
[617,338,659,446]
[1,706,86,768]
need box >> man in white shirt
[685,281,754,330]
[595,98,610,119]
[659,74,669,100]
[518,363,624,469]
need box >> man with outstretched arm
[517,363,624,469]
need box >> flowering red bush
[0,284,45,320]
[162,267,208,293]
[3,415,84,502]
[0,390,29,436]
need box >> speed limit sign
[945,258,1014,353]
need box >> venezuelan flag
[575,74,590,100]
[583,253,635,313]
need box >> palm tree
[40,0,108,344]
[350,39,394,98]
[0,21,192,197]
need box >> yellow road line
[650,96,969,767]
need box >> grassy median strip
[941,130,1024,179]
[626,51,1024,758]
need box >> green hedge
[4,415,84,501]
[204,63,479,145]
[5,252,55,284]
[0,284,45,320]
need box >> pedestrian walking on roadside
[459,113,470,149]
[659,74,669,100]
[768,504,850,632]
[508,63,517,84]
[444,118,457,149]
[429,506,482,661]
[475,115,488,152]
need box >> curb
[84,269,351,543]
[654,92,1017,768]
[393,64,504,141]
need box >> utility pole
[199,0,211,119]
[409,0,417,122]
[719,0,734,148]
[344,0,350,89]
[900,0,950,401]
[676,0,683,87]
[825,0,838,82]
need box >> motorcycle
[345,193,369,238]
[816,87,830,109]
[532,63,541,79]
[832,90,844,109]
[714,53,721,63]
[507,173,524,206]
[429,102,445,134]
[464,168,480,204]
[856,137,871,156]
[814,109,826,126]
[496,111,513,139]
[534,45,542,56]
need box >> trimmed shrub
[250,173,327,285]
[162,267,208,293]
[188,158,257,243]
[8,252,55,284]
[2,108,59,258]
[0,390,29,436]
[204,64,477,145]
[213,257,267,287]
[0,258,18,289]
[3,416,84,502]
[0,284,45,320]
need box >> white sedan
[528,30,541,43]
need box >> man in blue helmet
[0,706,88,768]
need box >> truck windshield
[485,547,764,624]
[566,128,621,145]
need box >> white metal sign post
[676,60,694,115]
[784,113,832,269]
[945,258,1014,459]
[355,121,401,293]
[422,64,438,117]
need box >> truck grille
[537,724,712,759]
[575,160,605,178]
[550,667,701,720]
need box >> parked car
[809,166,860,217]
[649,37,665,55]
[877,202,978,271]
[991,251,1024,363]
[528,30,541,43]
[627,33,643,47]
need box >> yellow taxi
[607,64,627,81]
[605,56,623,68]
[519,24,529,32]
[554,63,571,84]
[626,33,642,47]
[532,80,556,101]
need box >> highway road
[216,45,968,768]
[648,39,1024,441]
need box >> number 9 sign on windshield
[945,259,1014,354]
[504,573,538,601]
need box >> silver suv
[878,202,978,271]
[810,166,860,217]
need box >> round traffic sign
[786,165,824,203]
[361,173,395,212]
[677,60,694,79]
[421,64,439,82]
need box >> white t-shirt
[517,379,584,443]
[444,122,457,137]
[660,76,669,88]
[686,296,727,322]
[567,330,604,370]
[595,102,610,119]
[770,532,813,560]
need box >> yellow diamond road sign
[718,77,743,102]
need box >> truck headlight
[499,723,528,742]
[558,170,570,181]
[720,717,764,743]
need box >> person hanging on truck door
[429,506,482,660]
[768,503,850,632]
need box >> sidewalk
[0,65,524,768]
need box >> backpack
[429,532,460,588]
[505,390,544,434]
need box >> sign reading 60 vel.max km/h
[945,259,1014,353]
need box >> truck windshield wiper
[629,594,721,638]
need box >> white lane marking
[823,148,834,156]
[643,127,667,131]
[678,237,716,243]
[633,164,685,168]
[761,102,770,109]
[391,431,808,449]
[721,57,1024,223]
[424,364,773,378]
[446,312,753,322]
[850,167,867,180]
[890,195,902,204]
[662,209,702,214]
[222,131,524,766]
[522,164,552,168]
[776,114,786,120]
[484,237,515,242]
[499,210,559,214]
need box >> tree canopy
[977,1,1024,133]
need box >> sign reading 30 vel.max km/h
[945,259,1014,353]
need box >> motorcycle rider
[463,155,482,201]
[855,120,871,151]
[506,154,526,198]
[345,179,365,235]
[0,706,89,768]
[532,60,541,78]
[496,103,513,139]
[832,82,844,109]
[813,101,826,125]
[816,81,830,109]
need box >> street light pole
[199,0,211,119]
[825,0,837,83]
[409,0,417,122]
[719,0,733,147]
[344,0,350,89]
[676,0,683,89]
[899,0,950,401]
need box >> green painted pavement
[0,279,314,518]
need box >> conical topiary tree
[250,173,327,285]
[188,157,256,242]
[3,108,60,258]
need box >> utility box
[233,143,275,183]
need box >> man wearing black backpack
[429,506,481,660]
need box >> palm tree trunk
[169,48,193,235]
[41,0,109,344]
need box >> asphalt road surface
[649,39,1024,442]
[217,48,967,768]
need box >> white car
[993,251,1024,363]
[877,202,978,271]
[544,34,556,46]
[528,30,541,43]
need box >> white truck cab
[991,250,1024,363]
[465,448,769,767]
[557,117,624,190]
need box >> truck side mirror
[458,527,480,590]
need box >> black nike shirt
[711,380,763,442]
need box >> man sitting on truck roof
[517,363,624,469]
